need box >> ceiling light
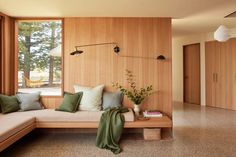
[214,25,231,42]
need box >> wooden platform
[125,116,172,128]
[0,123,36,152]
[36,116,172,129]
[36,116,172,140]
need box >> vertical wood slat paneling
[0,14,15,95]
[43,18,172,117]
[41,97,63,109]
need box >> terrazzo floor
[0,103,236,157]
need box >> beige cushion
[22,109,135,122]
[0,113,35,143]
[74,84,105,111]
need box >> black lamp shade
[70,50,84,55]
[157,55,166,60]
[114,46,120,53]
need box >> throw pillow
[74,84,104,111]
[102,91,124,110]
[0,94,20,114]
[16,92,43,111]
[56,92,83,113]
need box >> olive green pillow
[0,94,20,114]
[56,92,83,113]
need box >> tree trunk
[49,56,54,86]
[48,24,56,86]
[23,35,31,87]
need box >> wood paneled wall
[0,13,16,95]
[43,18,172,117]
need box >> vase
[133,104,140,116]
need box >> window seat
[0,109,172,152]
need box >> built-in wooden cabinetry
[205,39,236,110]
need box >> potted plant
[112,69,153,116]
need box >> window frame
[14,18,64,98]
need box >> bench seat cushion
[22,109,135,122]
[0,113,35,143]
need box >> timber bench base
[36,116,172,141]
[36,116,172,129]
[0,116,172,152]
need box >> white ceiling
[0,0,236,37]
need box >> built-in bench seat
[0,114,35,143]
[0,109,172,152]
[0,113,35,151]
[0,109,134,152]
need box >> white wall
[172,27,236,105]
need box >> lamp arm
[75,42,118,48]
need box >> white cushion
[21,109,135,122]
[74,84,104,111]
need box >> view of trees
[18,21,62,88]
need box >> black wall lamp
[70,42,165,61]
[156,55,166,60]
[70,42,120,55]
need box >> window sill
[18,87,62,97]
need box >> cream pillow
[74,84,104,111]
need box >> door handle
[235,73,236,83]
[216,73,218,82]
[213,73,216,82]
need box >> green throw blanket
[96,107,129,154]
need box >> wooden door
[183,43,200,104]
[213,42,222,108]
[231,39,236,110]
[218,41,233,109]
[205,41,216,107]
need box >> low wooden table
[125,116,172,140]
[124,116,172,128]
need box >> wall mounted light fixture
[70,42,120,55]
[70,42,166,60]
[118,54,166,60]
[156,55,166,60]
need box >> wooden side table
[124,116,172,140]
[143,128,161,140]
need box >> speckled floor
[1,103,236,157]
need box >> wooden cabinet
[205,41,216,107]
[232,39,236,110]
[205,39,236,110]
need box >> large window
[17,20,62,96]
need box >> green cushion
[0,94,20,114]
[56,92,83,113]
